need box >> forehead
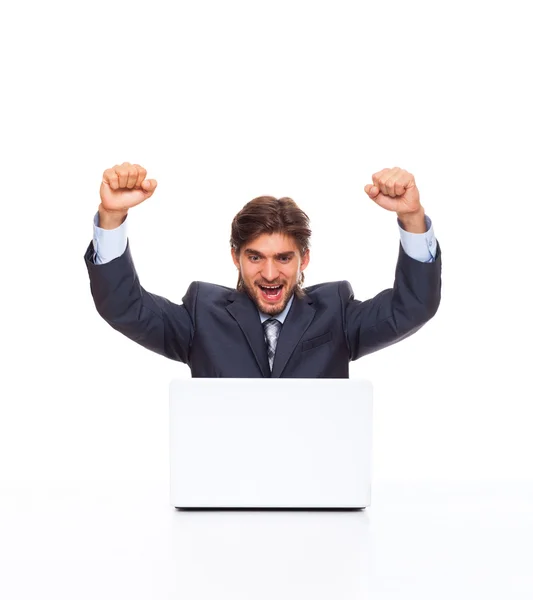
[242,232,299,255]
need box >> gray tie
[263,318,282,371]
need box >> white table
[0,479,531,599]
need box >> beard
[240,276,297,316]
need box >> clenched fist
[100,162,157,213]
[364,167,422,216]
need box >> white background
[1,0,532,597]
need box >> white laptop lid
[169,378,373,509]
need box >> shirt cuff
[397,214,437,263]
[92,211,128,265]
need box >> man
[84,162,441,378]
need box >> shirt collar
[258,294,294,324]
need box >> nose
[261,259,280,282]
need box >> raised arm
[343,167,442,360]
[83,162,195,364]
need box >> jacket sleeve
[83,239,196,364]
[341,241,442,361]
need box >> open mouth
[258,284,284,302]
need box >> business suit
[83,236,441,378]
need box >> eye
[249,255,260,262]
[279,256,291,263]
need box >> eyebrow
[244,249,296,259]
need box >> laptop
[169,378,373,509]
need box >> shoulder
[303,280,354,302]
[182,281,235,304]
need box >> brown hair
[230,196,312,298]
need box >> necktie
[263,318,282,372]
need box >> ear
[300,249,310,272]
[231,248,240,269]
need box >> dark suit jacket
[83,239,441,378]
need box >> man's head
[230,196,311,315]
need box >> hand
[99,162,158,213]
[364,167,422,217]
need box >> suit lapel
[226,290,270,377]
[271,294,316,378]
